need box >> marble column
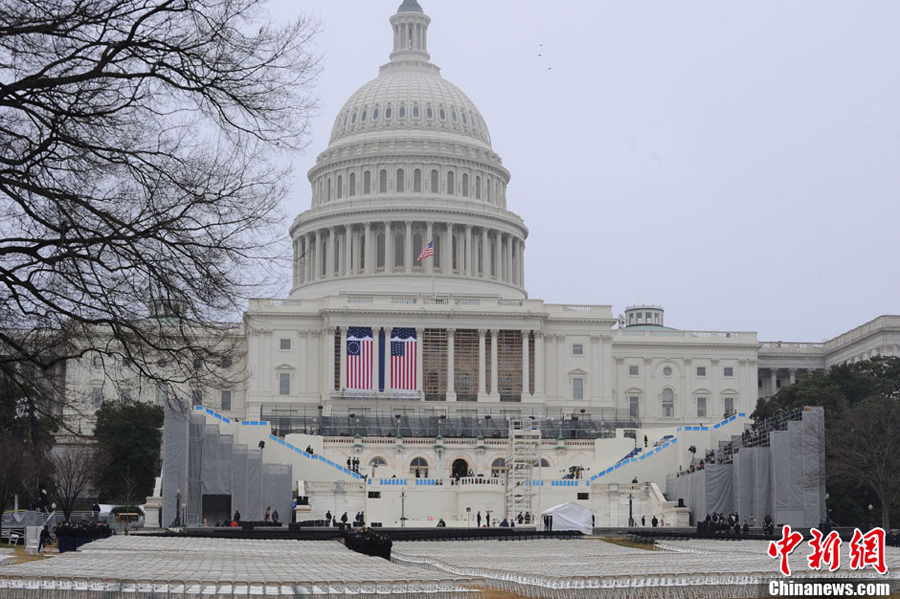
[505,235,513,283]
[492,232,499,279]
[446,328,456,401]
[490,329,500,398]
[327,226,336,277]
[405,220,413,274]
[478,329,487,397]
[770,368,777,395]
[364,223,373,275]
[464,224,473,276]
[425,221,434,274]
[443,223,452,275]
[519,239,525,288]
[339,327,348,391]
[533,331,544,396]
[416,327,425,399]
[481,229,488,278]
[522,331,530,397]
[384,221,392,274]
[314,230,322,281]
[789,368,796,385]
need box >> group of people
[696,512,770,535]
[264,506,280,523]
[49,520,112,553]
[324,510,365,527]
[342,527,392,560]
[345,457,360,473]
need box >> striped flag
[417,239,434,261]
[346,327,373,390]
[391,328,417,390]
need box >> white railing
[759,341,826,353]
[617,329,754,340]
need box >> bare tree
[0,436,26,540]
[0,0,319,429]
[50,445,96,520]
[828,396,900,529]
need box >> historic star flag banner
[391,328,417,390]
[417,239,434,261]
[346,327,373,390]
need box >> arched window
[409,457,429,476]
[433,235,441,268]
[369,457,387,468]
[662,388,675,417]
[372,107,379,121]
[446,171,454,195]
[411,105,418,118]
[394,231,405,268]
[337,175,343,199]
[376,233,385,269]
[399,105,406,118]
[491,458,506,476]
[532,458,550,468]
[426,106,433,119]
[462,173,469,197]
[360,109,367,122]
[359,233,365,270]
[364,171,371,194]
[414,169,422,192]
[385,106,392,119]
[486,177,491,202]
[413,232,423,265]
[349,173,356,197]
[379,169,388,193]
[430,169,439,193]
[475,175,482,199]
[396,169,405,192]
[327,178,332,202]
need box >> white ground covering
[0,537,475,598]
[391,539,900,599]
[0,548,14,567]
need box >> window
[451,109,458,122]
[193,357,203,369]
[351,111,356,124]
[411,105,418,118]
[396,169,404,192]
[349,173,356,196]
[577,492,590,501]
[279,373,290,395]
[221,358,233,369]
[280,338,292,350]
[379,169,387,193]
[439,107,446,120]
[663,366,673,377]
[572,344,583,356]
[394,231,404,267]
[376,233,385,268]
[120,388,131,402]
[629,396,640,418]
[490,458,506,476]
[327,178,332,201]
[337,175,343,198]
[573,377,583,400]
[413,232,423,265]
[191,389,203,407]
[385,106,392,119]
[367,491,382,499]
[410,457,429,476]
[92,387,102,408]
[462,173,469,197]
[364,171,371,194]
[697,397,707,418]
[399,105,406,118]
[372,107,379,121]
[662,388,674,417]
[426,106,433,119]
[697,366,707,377]
[724,397,735,415]
[430,169,439,193]
[475,175,481,199]
[414,169,422,192]
[446,171,454,195]
[157,358,168,368]
[629,365,639,376]
[221,390,232,411]
[360,109,367,122]
[92,355,103,368]
[724,366,734,377]
[369,457,388,468]
[532,458,551,468]
[156,383,168,406]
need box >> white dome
[329,66,493,149]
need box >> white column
[327,226,336,277]
[534,331,544,396]
[325,327,336,395]
[490,329,499,398]
[443,223,452,275]
[384,221,392,274]
[480,229,488,278]
[478,329,487,398]
[364,223,373,275]
[602,336,613,401]
[591,335,601,400]
[339,327,348,391]
[446,328,456,401]
[314,230,322,281]
[789,368,796,385]
[505,235,513,283]
[425,221,434,274]
[519,239,525,288]
[384,325,392,396]
[465,224,473,276]
[770,368,777,395]
[492,231,499,279]
[416,327,425,399]
[522,331,530,397]
[371,325,380,395]
[344,224,352,276]
[405,220,413,274]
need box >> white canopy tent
[541,502,593,535]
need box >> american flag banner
[391,328,417,390]
[417,239,434,261]
[346,327,373,390]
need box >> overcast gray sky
[266,0,900,342]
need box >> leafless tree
[50,445,96,520]
[0,436,26,540]
[828,396,900,529]
[0,0,319,429]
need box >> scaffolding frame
[506,419,541,522]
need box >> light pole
[400,489,407,528]
[628,494,634,528]
[181,501,187,528]
[175,488,181,527]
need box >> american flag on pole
[391,328,417,390]
[417,239,434,262]
[346,327,373,390]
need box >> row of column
[294,222,525,287]
[329,327,543,399]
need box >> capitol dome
[289,0,528,300]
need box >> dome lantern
[389,0,431,64]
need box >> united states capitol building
[69,1,899,528]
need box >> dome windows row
[334,100,487,142]
[314,166,506,206]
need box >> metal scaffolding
[505,419,541,522]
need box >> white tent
[541,502,593,535]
